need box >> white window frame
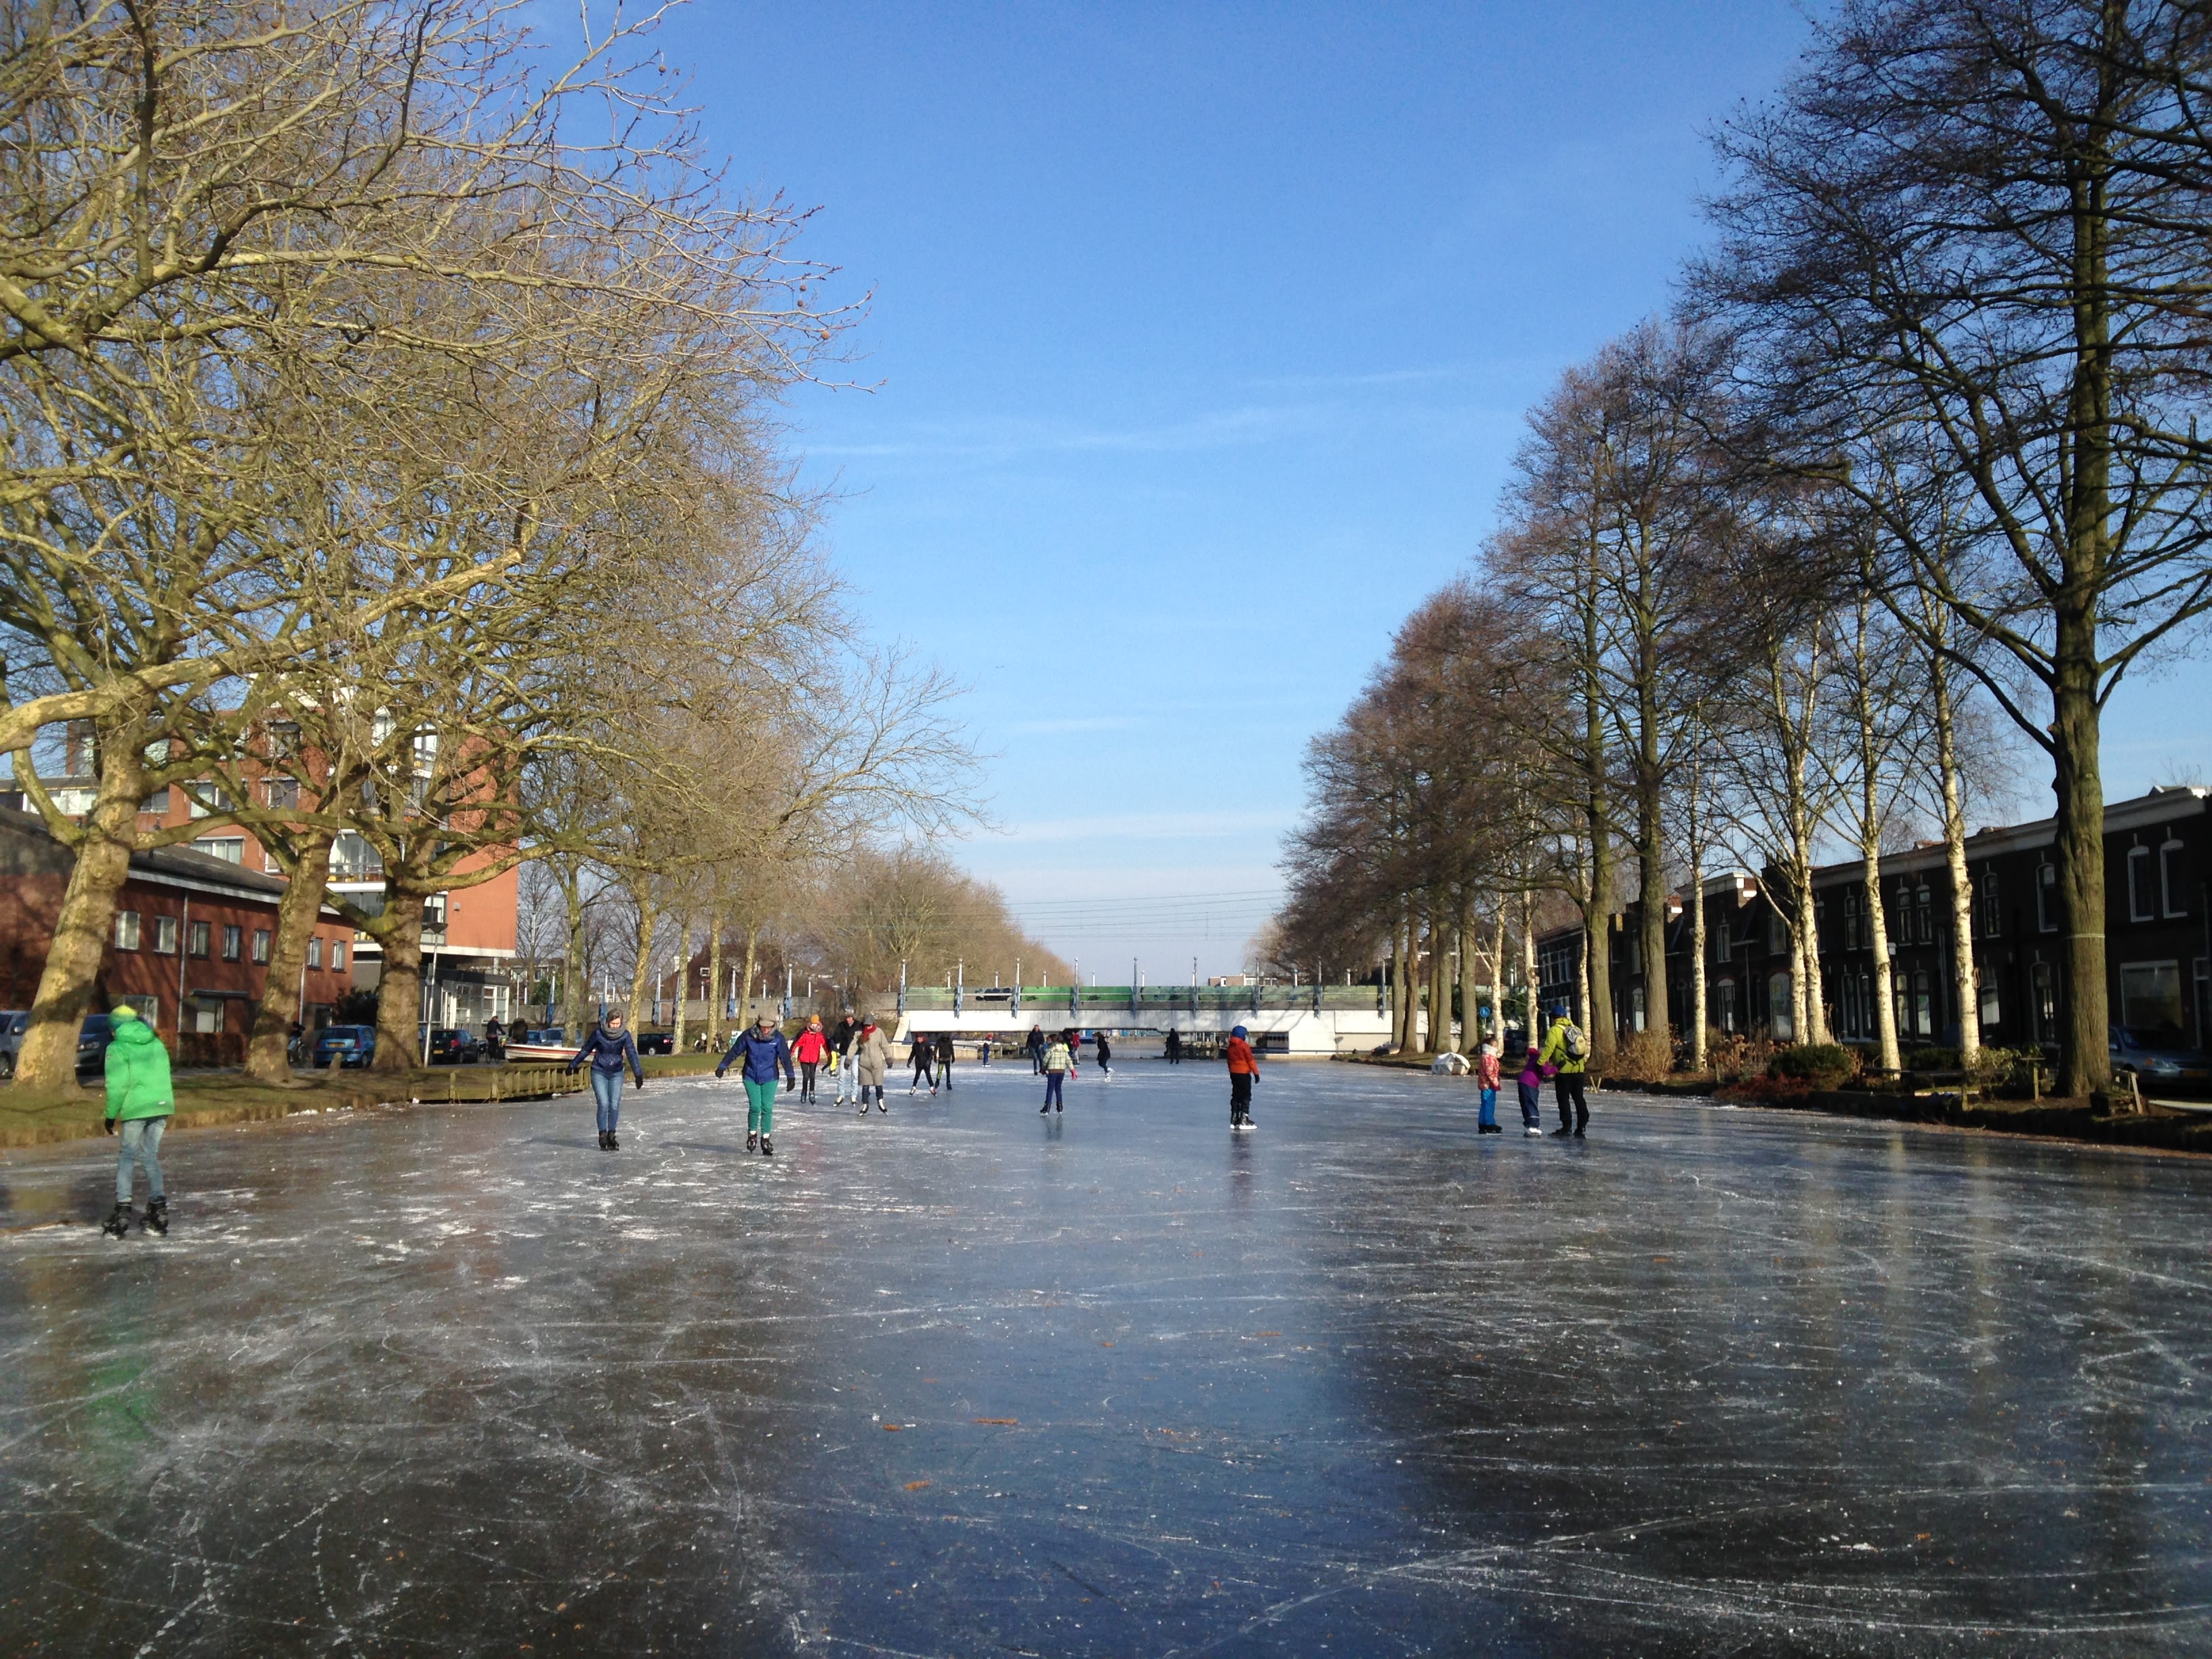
[306,936,323,969]
[2127,844,2156,923]
[2036,862,2057,933]
[114,909,141,950]
[2160,837,2187,918]
[251,928,271,965]
[152,915,178,955]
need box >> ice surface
[2,1060,2208,1655]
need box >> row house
[1,721,521,1031]
[0,806,354,1036]
[1540,785,2212,1055]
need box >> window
[114,910,141,950]
[1767,909,1789,955]
[2161,838,2188,918]
[152,915,178,954]
[1977,870,2001,938]
[2036,862,2057,932]
[2128,844,2156,923]
[1844,891,1862,951]
[329,832,381,880]
[138,788,169,815]
[1716,978,1738,1033]
[1767,971,1795,1040]
[1713,924,1732,963]
[185,995,224,1034]
[112,993,159,1027]
[1978,968,2000,1029]
[2030,960,2057,1040]
[1911,968,1933,1038]
[221,924,242,962]
[1915,882,1936,945]
[306,936,323,968]
[265,722,300,760]
[251,928,271,964]
[1630,984,1646,1033]
[1839,970,1864,1039]
[262,776,300,809]
[199,837,244,865]
[2118,961,2184,1036]
[187,919,211,958]
[185,784,230,819]
[331,941,346,971]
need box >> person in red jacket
[792,1015,828,1104]
[1225,1023,1259,1129]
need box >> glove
[565,1063,578,1075]
[632,1076,644,1091]
[104,1115,117,1134]
[714,1066,724,1079]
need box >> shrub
[1609,1028,1677,1085]
[1718,1072,1812,1105]
[1771,1042,1858,1088]
[1904,1045,1961,1071]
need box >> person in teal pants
[102,1005,176,1237]
[718,1014,795,1157]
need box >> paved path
[3,1059,2207,1656]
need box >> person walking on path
[853,1018,892,1113]
[830,1012,858,1106]
[1039,1031,1075,1114]
[1225,1023,1259,1128]
[102,1006,176,1237]
[907,1029,935,1094]
[1538,1004,1590,1138]
[1473,1040,1502,1134]
[1164,1027,1181,1065]
[933,1030,956,1094]
[1027,1025,1047,1074]
[717,1013,796,1155]
[1514,1040,1547,1136]
[792,1016,827,1104]
[1093,1031,1112,1078]
[568,1012,645,1151]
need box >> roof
[0,805,337,912]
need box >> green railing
[892,985,1383,1015]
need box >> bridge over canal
[890,984,1405,1056]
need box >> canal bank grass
[0,1061,617,1149]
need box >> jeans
[1517,1080,1542,1126]
[591,1067,626,1133]
[116,1115,167,1203]
[1479,1086,1498,1128]
[1556,1072,1589,1132]
[836,1056,856,1103]
[1044,1071,1065,1110]
[745,1077,779,1134]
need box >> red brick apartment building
[0,806,354,1036]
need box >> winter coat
[720,1028,794,1086]
[1473,1050,1502,1089]
[830,1017,857,1056]
[1225,1035,1259,1076]
[793,1029,827,1065]
[1026,1029,1046,1055]
[569,1025,643,1080]
[1094,1034,1111,1064]
[934,1032,955,1063]
[1538,1021,1587,1076]
[1043,1040,1072,1074]
[854,1026,891,1085]
[102,1015,174,1122]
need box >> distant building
[0,806,354,1036]
[1539,787,2211,1052]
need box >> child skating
[717,1012,796,1155]
[1474,1039,1502,1134]
[1225,1023,1258,1128]
[101,1005,175,1237]
[792,1016,827,1104]
[1039,1033,1073,1114]
[1515,1041,1547,1136]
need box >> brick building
[1540,786,2212,1055]
[0,806,354,1038]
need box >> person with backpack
[1225,1023,1259,1128]
[792,1015,828,1105]
[568,1011,646,1151]
[716,1012,796,1155]
[933,1029,956,1094]
[853,1018,892,1113]
[1538,1003,1591,1137]
[1039,1031,1074,1114]
[1473,1038,1502,1134]
[102,1005,176,1237]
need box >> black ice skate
[747,1130,758,1153]
[760,1135,774,1156]
[102,1202,134,1239]
[142,1195,169,1236]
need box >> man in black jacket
[933,1029,956,1094]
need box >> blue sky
[660,1,2212,979]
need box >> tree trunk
[1853,597,1902,1076]
[1862,845,1902,1076]
[670,915,691,1054]
[626,888,657,1031]
[14,739,146,1090]
[369,891,427,1073]
[738,924,762,1034]
[1520,888,1540,1049]
[705,907,726,1050]
[1685,756,1708,1073]
[1393,910,1414,1050]
[1636,769,1668,1050]
[1488,905,1506,1046]
[2051,619,2110,1095]
[1929,644,1981,1063]
[1426,901,1451,1054]
[243,828,335,1085]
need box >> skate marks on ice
[0,1064,2209,1654]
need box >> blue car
[313,1025,378,1069]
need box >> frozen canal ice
[3,1057,2209,1655]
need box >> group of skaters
[1465,1003,1593,1139]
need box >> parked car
[636,1029,674,1056]
[422,1027,483,1065]
[2110,1025,2212,1091]
[314,1025,377,1069]
[76,1014,115,1079]
[0,1010,24,1079]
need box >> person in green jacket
[102,1004,176,1237]
[1538,1002,1590,1139]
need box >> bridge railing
[892,985,1382,1015]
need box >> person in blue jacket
[718,1012,796,1156]
[568,1011,645,1151]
